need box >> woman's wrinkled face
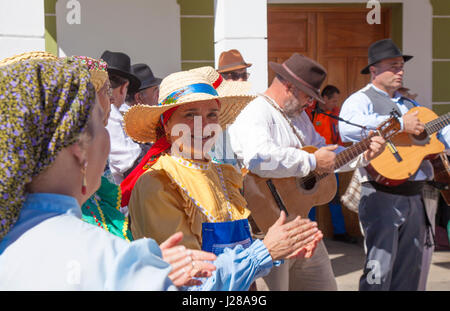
[83,100,110,197]
[163,100,222,161]
[97,80,112,126]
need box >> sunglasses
[221,71,250,81]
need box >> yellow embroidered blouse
[128,154,251,250]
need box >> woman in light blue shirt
[0,54,321,291]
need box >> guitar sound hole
[299,175,316,190]
[412,131,428,141]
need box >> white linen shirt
[228,95,368,178]
[106,104,142,184]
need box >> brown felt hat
[217,49,252,73]
[269,53,327,104]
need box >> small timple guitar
[430,153,450,205]
[243,116,401,234]
[368,106,450,186]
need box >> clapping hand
[262,211,323,261]
[160,232,217,287]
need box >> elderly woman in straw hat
[125,69,323,290]
[68,56,216,288]
[0,53,219,290]
[119,66,251,206]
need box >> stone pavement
[255,238,450,291]
[325,238,450,291]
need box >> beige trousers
[261,240,337,291]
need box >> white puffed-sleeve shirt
[228,95,368,178]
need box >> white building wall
[214,0,268,94]
[0,0,46,60]
[56,0,181,79]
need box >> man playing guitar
[228,53,386,291]
[339,39,450,291]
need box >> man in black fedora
[228,53,385,290]
[126,63,162,107]
[339,38,450,290]
[100,50,143,185]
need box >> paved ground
[256,238,450,291]
[325,238,450,291]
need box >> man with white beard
[228,53,386,290]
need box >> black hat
[361,39,413,74]
[269,53,327,104]
[100,50,141,93]
[131,63,162,92]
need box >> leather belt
[363,181,425,196]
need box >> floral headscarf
[0,57,96,240]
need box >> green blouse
[81,175,133,241]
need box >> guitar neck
[425,112,450,134]
[314,137,371,181]
[334,137,371,169]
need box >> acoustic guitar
[243,116,401,233]
[368,106,450,186]
[430,152,450,205]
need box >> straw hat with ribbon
[124,70,255,144]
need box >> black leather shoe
[333,233,358,244]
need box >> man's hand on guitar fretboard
[313,144,338,173]
[363,134,387,162]
[402,110,425,135]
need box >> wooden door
[268,9,317,84]
[268,6,391,237]
[316,9,391,100]
[268,6,390,104]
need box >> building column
[44,0,58,55]
[214,0,268,93]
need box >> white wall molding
[0,0,46,59]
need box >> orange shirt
[306,104,343,146]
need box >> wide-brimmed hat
[217,49,252,73]
[124,70,255,143]
[131,63,162,92]
[269,53,327,104]
[0,51,57,67]
[361,39,413,74]
[100,50,141,93]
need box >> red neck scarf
[119,107,178,207]
[120,98,221,207]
